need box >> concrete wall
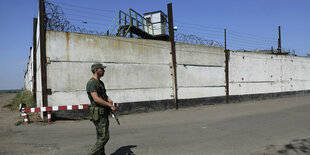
[24,12,42,108]
[176,43,226,99]
[26,29,310,112]
[45,31,173,106]
[44,31,228,107]
[36,13,42,108]
[24,48,33,91]
[229,51,310,95]
[281,56,310,91]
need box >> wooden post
[33,18,37,104]
[168,3,178,109]
[39,0,48,120]
[224,29,229,104]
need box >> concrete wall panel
[46,62,172,91]
[48,89,173,106]
[104,64,172,89]
[230,82,282,95]
[46,31,171,64]
[178,87,225,99]
[229,52,282,83]
[46,62,92,92]
[281,80,310,92]
[48,91,88,106]
[178,65,225,87]
[36,25,42,108]
[176,43,225,66]
[282,57,310,81]
[229,51,310,95]
[24,47,33,91]
[108,88,173,103]
[175,43,226,100]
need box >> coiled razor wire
[44,1,106,35]
[44,1,223,47]
[175,33,223,47]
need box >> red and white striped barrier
[47,111,51,123]
[20,104,89,124]
[24,104,89,113]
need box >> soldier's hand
[110,105,117,111]
[108,98,113,103]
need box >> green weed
[14,120,23,126]
[2,90,35,110]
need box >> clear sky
[0,0,310,90]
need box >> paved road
[0,94,309,155]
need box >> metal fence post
[224,29,229,104]
[278,26,281,53]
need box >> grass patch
[14,120,23,126]
[2,90,35,110]
[2,90,41,125]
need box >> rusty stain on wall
[108,38,124,51]
[66,32,70,61]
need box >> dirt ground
[0,93,21,137]
[0,93,309,155]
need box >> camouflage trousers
[88,115,110,155]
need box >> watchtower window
[161,14,166,23]
[146,17,151,26]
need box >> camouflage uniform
[87,66,110,155]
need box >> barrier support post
[22,112,29,124]
[47,111,51,123]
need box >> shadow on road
[111,145,137,155]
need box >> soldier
[86,63,117,155]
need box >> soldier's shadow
[110,145,137,155]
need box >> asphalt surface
[0,94,309,155]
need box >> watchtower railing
[107,8,156,36]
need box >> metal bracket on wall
[46,57,51,64]
[47,89,52,95]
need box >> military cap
[91,63,106,72]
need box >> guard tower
[107,8,169,41]
[144,11,168,36]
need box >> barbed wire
[175,33,223,47]
[43,1,281,50]
[47,0,116,13]
[44,2,223,47]
[44,1,106,35]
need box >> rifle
[111,102,120,125]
